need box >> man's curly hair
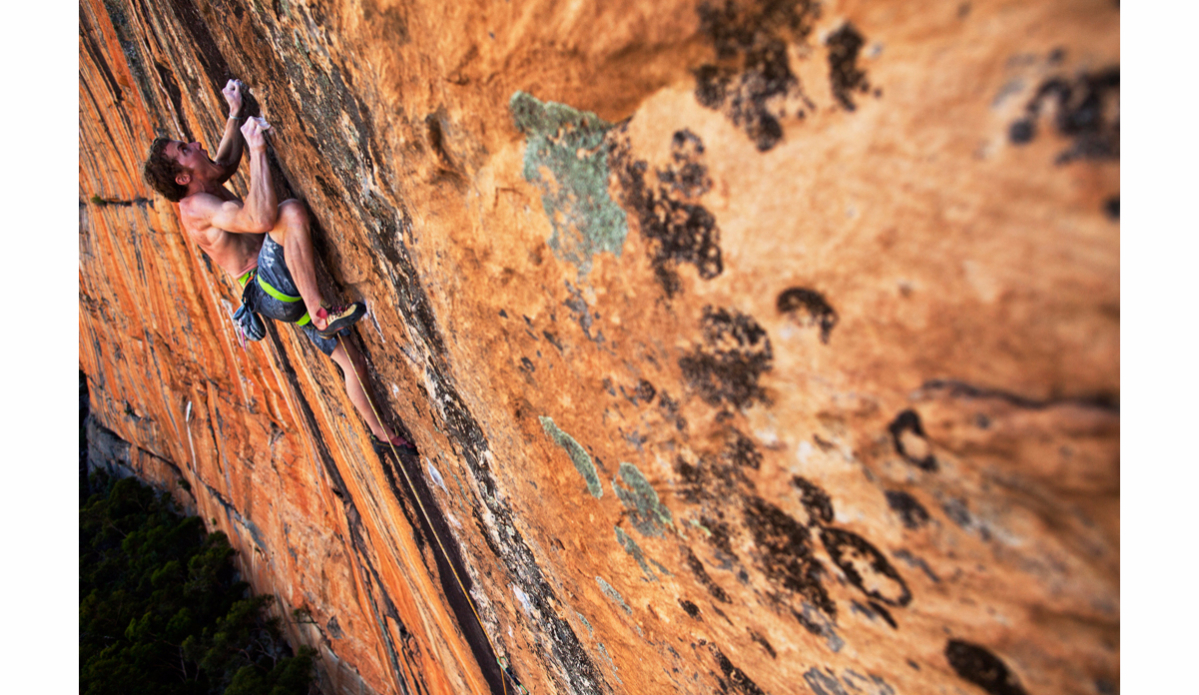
[142,137,189,202]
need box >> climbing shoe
[315,302,367,338]
[371,433,418,457]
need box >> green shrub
[80,473,315,694]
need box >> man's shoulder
[180,190,234,222]
[179,189,222,209]
[178,193,223,240]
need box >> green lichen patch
[596,642,624,685]
[510,91,628,275]
[595,576,632,614]
[539,416,603,498]
[615,526,673,582]
[613,462,673,537]
[575,610,594,635]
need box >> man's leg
[268,199,328,329]
[328,337,410,446]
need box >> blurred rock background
[78,1,1119,693]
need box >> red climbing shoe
[315,302,367,338]
[371,433,418,456]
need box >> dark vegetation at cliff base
[80,473,314,695]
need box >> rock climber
[141,78,414,452]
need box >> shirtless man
[142,78,413,451]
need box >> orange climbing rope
[337,334,518,695]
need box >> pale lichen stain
[539,416,603,498]
[595,576,632,614]
[510,91,628,275]
[615,525,673,581]
[613,462,673,536]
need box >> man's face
[165,140,210,184]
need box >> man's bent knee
[269,199,309,242]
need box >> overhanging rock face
[79,1,1119,693]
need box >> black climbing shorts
[244,235,349,356]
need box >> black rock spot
[887,409,938,472]
[659,129,714,198]
[1008,67,1120,164]
[827,23,871,112]
[945,640,1028,695]
[804,667,848,695]
[610,127,723,297]
[892,548,940,583]
[749,629,777,658]
[866,600,897,629]
[702,513,741,562]
[679,306,773,409]
[674,430,758,505]
[361,0,410,42]
[884,490,930,529]
[792,476,835,525]
[777,287,838,343]
[725,429,763,470]
[692,0,821,151]
[713,647,768,695]
[658,390,688,431]
[680,598,702,618]
[791,605,825,638]
[684,545,732,604]
[636,378,657,404]
[563,281,605,344]
[941,497,972,529]
[820,527,911,607]
[744,497,835,617]
[1008,119,1036,144]
[852,599,900,630]
[844,670,897,695]
[1104,196,1119,220]
[542,330,564,352]
[674,455,707,504]
[519,356,535,373]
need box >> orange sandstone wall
[79,1,1119,694]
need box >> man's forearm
[243,147,278,230]
[213,116,244,174]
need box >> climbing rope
[337,334,522,695]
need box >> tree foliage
[80,473,315,695]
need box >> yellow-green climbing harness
[237,268,311,326]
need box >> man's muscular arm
[211,79,246,182]
[181,119,278,234]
